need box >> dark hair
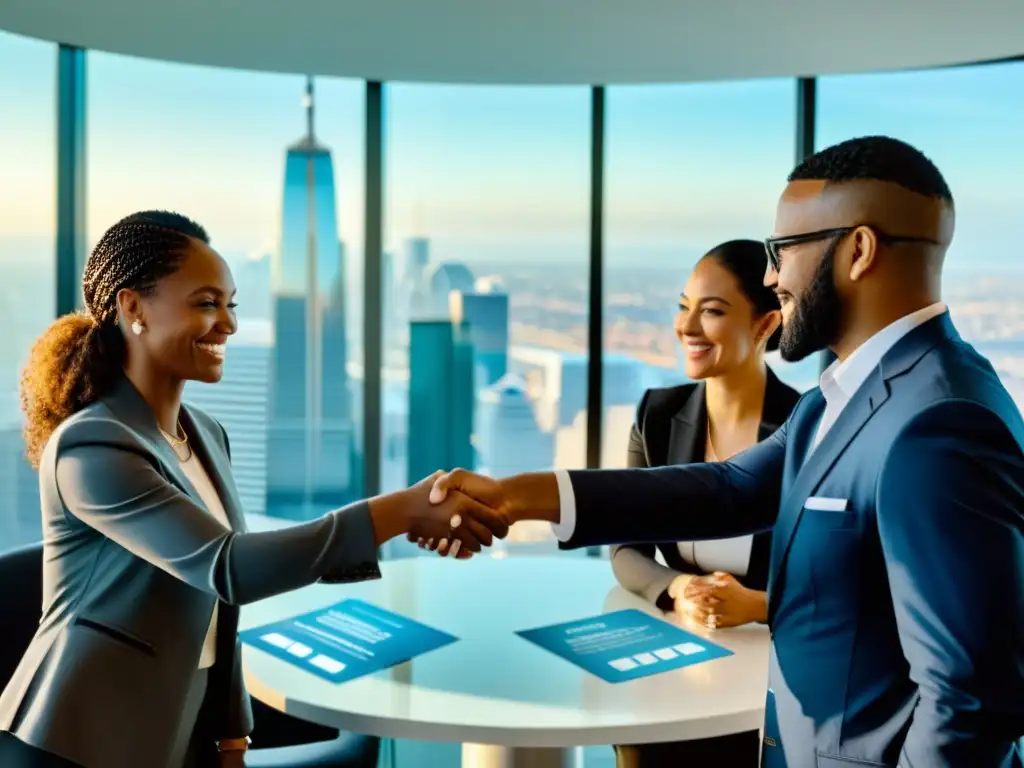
[789,135,953,204]
[700,239,782,352]
[20,210,208,467]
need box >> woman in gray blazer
[0,211,505,768]
[611,240,800,768]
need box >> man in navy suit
[428,136,1024,767]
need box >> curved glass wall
[0,32,1021,555]
[0,30,55,551]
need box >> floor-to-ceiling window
[0,31,56,553]
[601,78,804,468]
[818,61,1024,410]
[382,84,591,553]
[88,53,365,523]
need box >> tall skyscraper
[267,77,356,520]
[403,238,430,284]
[406,320,474,484]
[401,237,432,321]
[450,288,510,388]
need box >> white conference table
[240,556,769,768]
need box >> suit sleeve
[876,400,1024,767]
[612,402,693,609]
[214,636,255,739]
[561,417,789,549]
[53,417,382,606]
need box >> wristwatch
[216,736,251,752]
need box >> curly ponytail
[19,210,209,468]
[20,313,126,467]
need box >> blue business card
[240,599,457,683]
[517,608,733,683]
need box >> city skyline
[2,28,1024,510]
[3,30,1024,275]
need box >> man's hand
[428,469,508,510]
[219,750,246,768]
[414,469,561,556]
[429,469,560,522]
[406,469,512,557]
[679,572,767,628]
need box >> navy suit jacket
[562,313,1024,768]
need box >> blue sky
[2,29,1023,274]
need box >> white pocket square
[804,496,849,512]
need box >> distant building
[400,238,432,321]
[350,369,410,493]
[267,76,356,521]
[427,262,475,317]
[233,254,272,321]
[407,320,474,484]
[403,238,430,284]
[184,321,271,516]
[554,403,637,469]
[475,374,553,477]
[508,347,652,431]
[381,250,400,352]
[449,288,510,388]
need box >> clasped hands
[668,572,767,629]
[403,468,511,559]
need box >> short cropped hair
[789,135,953,204]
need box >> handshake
[379,469,562,558]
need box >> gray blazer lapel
[180,404,248,533]
[100,377,246,533]
[101,378,207,506]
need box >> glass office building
[406,319,475,484]
[268,77,358,520]
[451,289,510,389]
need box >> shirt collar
[820,302,948,404]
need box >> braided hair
[20,210,209,467]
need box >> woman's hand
[679,572,767,629]
[370,471,511,555]
[666,573,694,613]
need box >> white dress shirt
[811,302,947,449]
[552,303,948,541]
[162,438,232,669]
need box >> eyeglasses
[763,226,938,272]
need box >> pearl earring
[131,320,144,336]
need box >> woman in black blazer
[612,239,801,768]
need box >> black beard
[778,240,842,363]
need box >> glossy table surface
[241,556,770,747]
